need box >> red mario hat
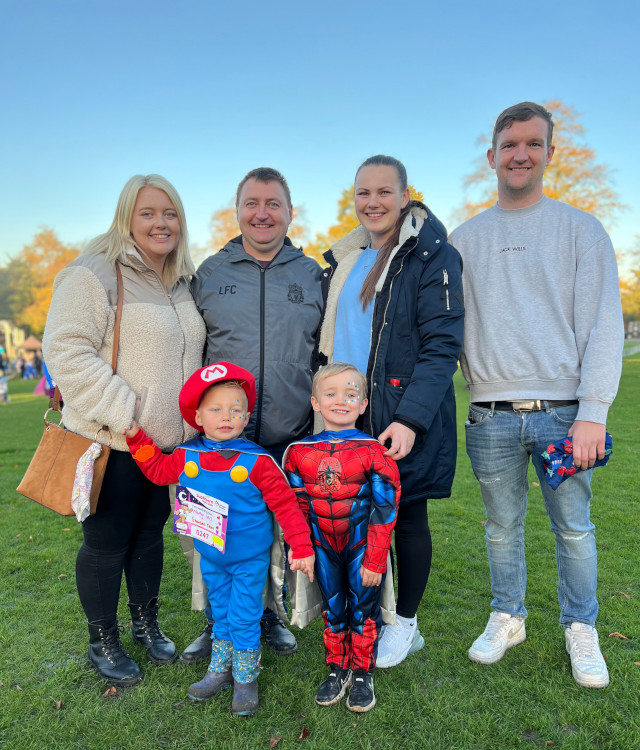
[179,362,257,432]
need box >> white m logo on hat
[201,364,228,382]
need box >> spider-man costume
[283,428,400,671]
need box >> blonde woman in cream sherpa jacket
[42,175,205,687]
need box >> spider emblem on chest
[317,455,342,493]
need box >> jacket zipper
[254,266,266,444]
[443,269,450,311]
[366,254,408,434]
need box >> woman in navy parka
[314,155,464,668]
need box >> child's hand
[122,420,140,438]
[360,565,382,588]
[289,549,315,583]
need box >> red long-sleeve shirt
[126,429,313,560]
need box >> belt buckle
[511,400,541,413]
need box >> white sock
[396,614,417,629]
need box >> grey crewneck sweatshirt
[449,196,623,424]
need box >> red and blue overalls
[181,445,272,651]
[126,432,313,678]
[283,429,400,671]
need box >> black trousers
[393,499,432,619]
[76,450,171,624]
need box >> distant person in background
[180,167,324,663]
[23,359,37,379]
[43,174,205,686]
[449,102,623,688]
[0,368,9,405]
[314,155,464,669]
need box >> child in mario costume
[283,363,400,713]
[123,362,314,716]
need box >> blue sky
[2,0,638,270]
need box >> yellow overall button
[230,465,249,483]
[184,461,199,478]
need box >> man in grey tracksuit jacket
[193,235,323,453]
[181,168,323,661]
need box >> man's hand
[568,420,606,471]
[288,549,315,583]
[378,422,416,461]
[360,565,382,587]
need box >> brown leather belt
[473,400,578,412]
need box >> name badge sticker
[173,485,229,553]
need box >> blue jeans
[465,403,598,626]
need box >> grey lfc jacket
[191,236,323,449]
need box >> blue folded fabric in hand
[541,433,613,490]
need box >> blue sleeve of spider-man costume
[284,434,400,671]
[362,444,400,573]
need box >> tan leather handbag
[17,263,123,516]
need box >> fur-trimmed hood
[318,202,446,369]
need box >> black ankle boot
[128,598,178,665]
[88,621,142,686]
[180,622,214,664]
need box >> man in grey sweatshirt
[449,102,623,689]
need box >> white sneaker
[565,622,609,688]
[376,616,424,669]
[468,612,526,664]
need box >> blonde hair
[199,380,249,409]
[312,362,368,400]
[83,174,195,287]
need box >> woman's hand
[378,422,416,461]
[360,565,382,587]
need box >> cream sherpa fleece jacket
[43,249,206,452]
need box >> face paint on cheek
[231,398,246,420]
[344,382,361,404]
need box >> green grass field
[1,363,638,750]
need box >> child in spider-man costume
[283,363,400,713]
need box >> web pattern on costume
[286,441,397,561]
[285,439,399,670]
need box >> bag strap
[49,262,124,414]
[112,262,124,372]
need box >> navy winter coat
[315,203,464,503]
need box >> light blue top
[333,246,377,374]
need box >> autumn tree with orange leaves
[0,229,80,336]
[620,239,640,322]
[305,185,425,264]
[457,100,624,228]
